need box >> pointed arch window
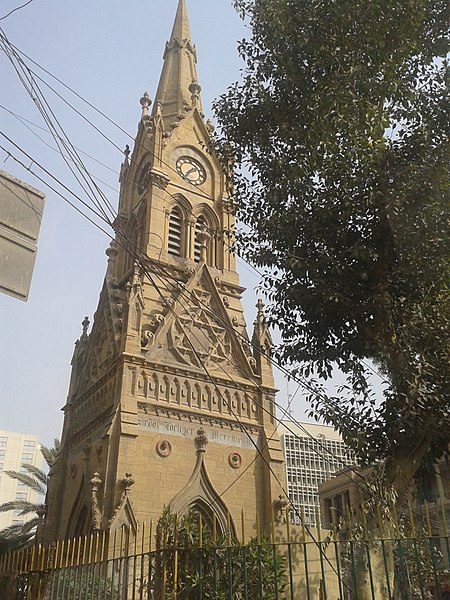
[194,215,208,263]
[168,206,183,257]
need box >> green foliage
[46,568,119,600]
[214,0,449,488]
[0,442,60,553]
[153,507,286,599]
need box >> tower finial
[189,80,202,109]
[152,0,202,124]
[81,316,90,336]
[140,91,151,117]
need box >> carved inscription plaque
[137,416,259,449]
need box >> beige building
[0,431,43,531]
[44,0,285,542]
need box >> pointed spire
[170,0,192,44]
[153,0,202,126]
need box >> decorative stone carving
[105,241,118,262]
[137,161,152,195]
[141,313,166,350]
[169,288,232,370]
[150,169,170,190]
[248,356,257,374]
[120,473,135,494]
[140,91,152,117]
[156,440,172,457]
[195,428,208,451]
[82,439,92,459]
[141,329,154,348]
[81,316,90,336]
[222,295,230,307]
[189,80,201,108]
[90,472,102,530]
[274,494,289,523]
[127,263,143,300]
[228,452,242,469]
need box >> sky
[0,0,315,447]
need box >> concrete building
[0,431,43,530]
[278,420,353,526]
[0,170,45,302]
[44,0,285,542]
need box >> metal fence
[0,503,449,599]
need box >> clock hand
[184,167,197,178]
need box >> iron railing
[0,502,448,599]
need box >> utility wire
[0,31,117,223]
[0,104,120,175]
[2,31,387,392]
[1,29,389,497]
[1,130,375,498]
[0,128,372,497]
[1,105,119,192]
[0,135,114,229]
[1,138,393,583]
[0,0,35,21]
[134,262,349,588]
[0,146,113,238]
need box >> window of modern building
[23,440,35,451]
[21,452,34,464]
[0,450,5,460]
[168,206,183,257]
[0,437,7,447]
[282,428,353,526]
[16,492,28,501]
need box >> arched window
[194,215,208,263]
[168,206,183,257]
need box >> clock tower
[45,0,285,542]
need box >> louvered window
[168,207,183,256]
[194,215,208,262]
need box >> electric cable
[0,31,117,223]
[3,28,402,392]
[134,262,349,588]
[0,130,375,502]
[1,138,396,581]
[0,146,114,238]
[0,0,35,21]
[0,104,120,175]
[1,105,119,193]
[1,29,391,500]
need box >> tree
[153,507,285,599]
[0,441,60,552]
[214,0,449,500]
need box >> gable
[142,265,256,383]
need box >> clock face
[176,156,206,186]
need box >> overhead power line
[0,0,35,21]
[1,27,389,502]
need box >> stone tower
[45,0,285,542]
